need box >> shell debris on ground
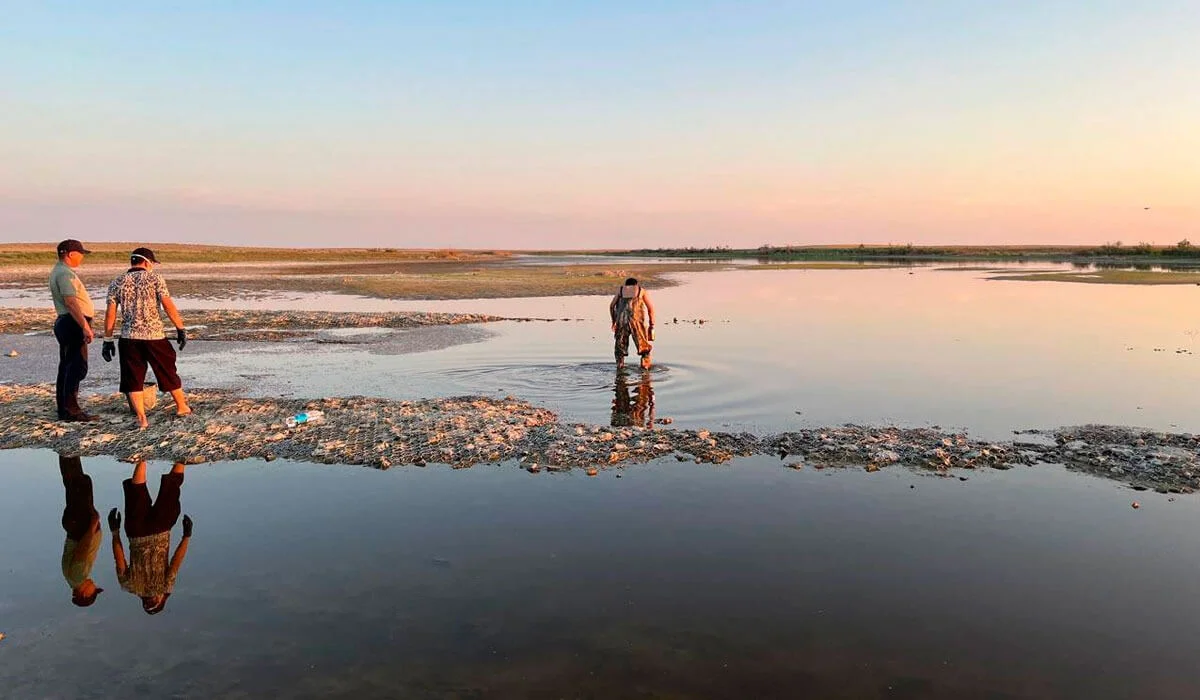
[2,384,1199,492]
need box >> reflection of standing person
[49,239,99,422]
[59,454,104,607]
[609,277,656,370]
[101,247,191,429]
[611,370,655,428]
[109,461,192,615]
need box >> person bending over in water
[59,454,104,607]
[609,277,656,370]
[109,460,192,615]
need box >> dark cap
[130,247,159,264]
[71,586,104,607]
[57,239,92,256]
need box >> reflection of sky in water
[170,267,1200,439]
[4,449,1200,698]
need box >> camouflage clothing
[610,285,653,361]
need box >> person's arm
[609,295,618,330]
[643,293,656,329]
[104,279,120,339]
[108,508,126,576]
[169,515,192,581]
[103,302,118,339]
[74,518,102,563]
[112,532,127,577]
[62,296,93,342]
[161,296,185,331]
[168,537,190,581]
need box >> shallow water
[152,265,1200,439]
[3,449,1199,699]
[8,262,1200,697]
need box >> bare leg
[127,391,148,429]
[170,461,186,476]
[170,389,191,416]
[131,460,147,485]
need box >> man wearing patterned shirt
[109,460,192,615]
[101,247,192,429]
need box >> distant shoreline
[6,242,1200,266]
[604,243,1200,264]
[6,244,1200,295]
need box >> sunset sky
[2,2,1197,248]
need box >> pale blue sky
[2,2,1197,248]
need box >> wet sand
[0,326,497,395]
[0,307,565,340]
[0,256,698,299]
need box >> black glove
[107,508,122,533]
[101,340,116,362]
[182,514,193,537]
[175,328,187,350]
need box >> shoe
[60,412,100,423]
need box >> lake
[3,263,1200,698]
[169,264,1200,440]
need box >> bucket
[143,382,158,410]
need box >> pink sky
[2,3,1197,248]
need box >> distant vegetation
[0,243,509,266]
[618,240,1200,262]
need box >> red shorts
[118,338,182,393]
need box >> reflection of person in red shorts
[59,454,104,607]
[109,461,193,615]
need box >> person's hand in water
[182,514,193,537]
[101,340,116,362]
[107,508,122,533]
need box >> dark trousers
[60,455,98,539]
[54,314,90,417]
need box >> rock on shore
[1,383,1199,493]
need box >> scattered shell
[0,385,1196,494]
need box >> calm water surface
[3,449,1200,699]
[167,266,1200,440]
[6,265,1200,698]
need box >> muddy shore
[2,383,1197,494]
[0,307,573,341]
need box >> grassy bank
[0,242,510,266]
[991,269,1200,285]
[0,242,729,298]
